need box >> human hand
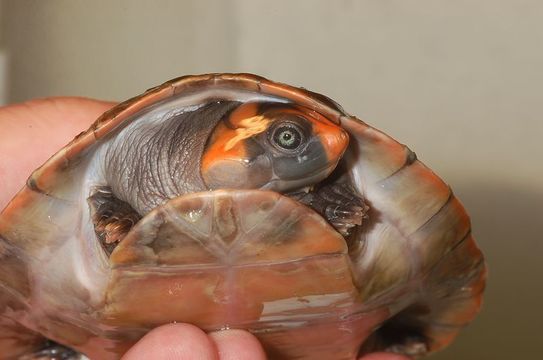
[122,323,410,360]
[0,98,409,360]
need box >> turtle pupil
[273,125,302,150]
[281,131,293,143]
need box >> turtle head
[201,102,348,192]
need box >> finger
[358,352,412,360]
[122,323,218,360]
[209,329,266,360]
[0,97,114,208]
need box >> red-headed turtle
[0,74,485,359]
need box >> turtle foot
[88,186,141,255]
[291,183,368,236]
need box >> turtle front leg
[88,186,141,255]
[291,183,369,236]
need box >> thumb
[122,324,266,360]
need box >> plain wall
[1,1,542,359]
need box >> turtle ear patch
[88,187,141,255]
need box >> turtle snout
[319,127,349,165]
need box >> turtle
[0,73,486,360]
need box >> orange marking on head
[224,115,270,151]
[201,122,248,175]
[229,102,260,127]
[202,102,348,182]
[202,102,267,174]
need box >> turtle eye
[271,123,304,151]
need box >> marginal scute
[0,241,31,301]
[342,120,410,184]
[374,161,452,236]
[93,84,175,140]
[0,187,77,254]
[410,195,471,273]
[351,221,413,301]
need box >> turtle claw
[386,336,429,357]
[325,203,367,236]
[319,183,368,235]
[292,183,369,236]
[88,186,141,255]
[319,183,365,207]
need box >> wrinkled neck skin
[101,101,240,214]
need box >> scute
[109,190,347,267]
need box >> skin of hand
[0,98,410,360]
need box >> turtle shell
[0,74,485,359]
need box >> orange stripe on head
[201,121,247,174]
[224,102,270,150]
[225,115,270,150]
[228,102,260,127]
[201,102,272,187]
[202,102,261,168]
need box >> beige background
[1,1,542,359]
